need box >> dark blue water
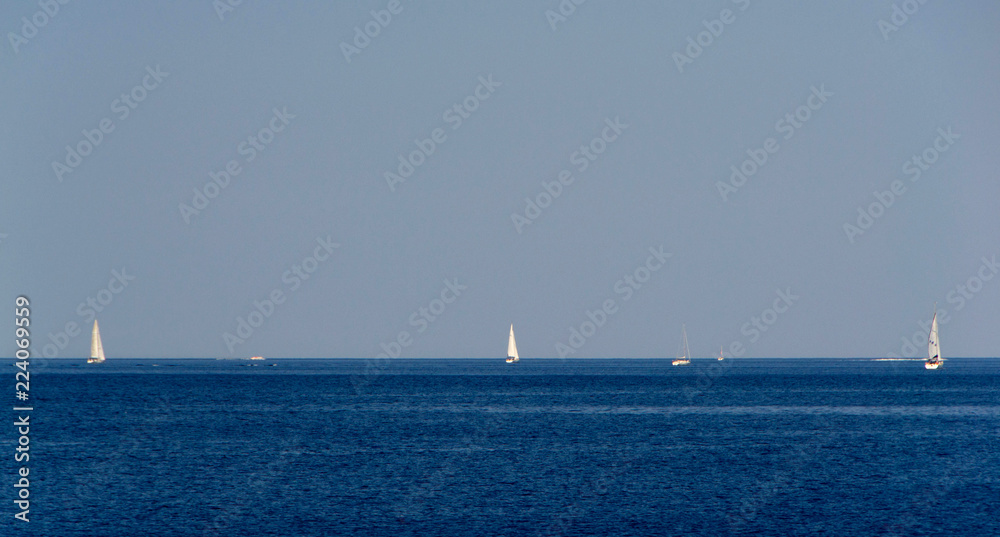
[5,359,999,536]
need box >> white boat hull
[671,359,691,366]
[506,357,518,364]
[924,361,943,370]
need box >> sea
[4,358,998,536]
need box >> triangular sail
[677,324,689,359]
[928,312,940,362]
[507,324,519,360]
[91,320,106,362]
[671,324,692,365]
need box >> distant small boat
[925,308,943,370]
[250,356,264,360]
[506,324,520,364]
[717,345,725,361]
[672,324,691,366]
[87,320,106,364]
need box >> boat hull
[506,357,519,364]
[671,359,691,366]
[924,361,943,370]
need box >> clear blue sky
[3,1,998,359]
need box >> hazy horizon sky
[3,1,999,359]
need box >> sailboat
[924,308,943,370]
[506,324,519,363]
[718,345,725,361]
[672,324,691,366]
[87,320,106,364]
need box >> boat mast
[680,324,689,359]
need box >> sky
[2,1,999,359]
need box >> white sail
[672,324,691,366]
[924,309,943,370]
[928,312,940,362]
[507,324,519,361]
[89,320,106,363]
[679,325,689,359]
